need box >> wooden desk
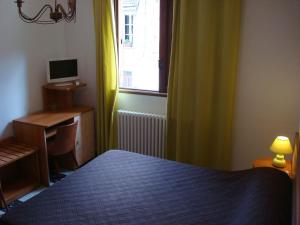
[15,111,81,127]
[13,107,95,186]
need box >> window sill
[119,88,167,97]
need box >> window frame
[114,0,173,96]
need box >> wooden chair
[47,122,78,173]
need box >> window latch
[158,59,164,70]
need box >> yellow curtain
[166,0,241,170]
[94,0,118,154]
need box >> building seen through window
[118,0,160,91]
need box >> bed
[0,135,299,225]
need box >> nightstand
[253,158,292,178]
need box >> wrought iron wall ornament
[15,0,76,24]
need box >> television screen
[48,59,78,83]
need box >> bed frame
[292,132,299,225]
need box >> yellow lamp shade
[270,136,293,154]
[270,136,293,168]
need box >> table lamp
[270,136,293,168]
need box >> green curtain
[94,0,118,154]
[166,0,241,170]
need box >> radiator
[117,110,166,158]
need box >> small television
[47,58,78,84]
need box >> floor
[0,170,74,216]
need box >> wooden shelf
[43,82,86,91]
[43,81,87,111]
[0,141,38,168]
[0,139,40,206]
[2,176,39,205]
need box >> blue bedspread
[0,150,292,225]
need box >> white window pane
[119,0,160,91]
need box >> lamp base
[272,154,286,168]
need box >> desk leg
[13,122,50,187]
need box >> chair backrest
[48,121,78,156]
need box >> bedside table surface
[253,157,292,177]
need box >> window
[122,71,133,87]
[124,15,134,47]
[116,0,173,94]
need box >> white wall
[0,0,66,138]
[64,0,97,109]
[232,0,300,169]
